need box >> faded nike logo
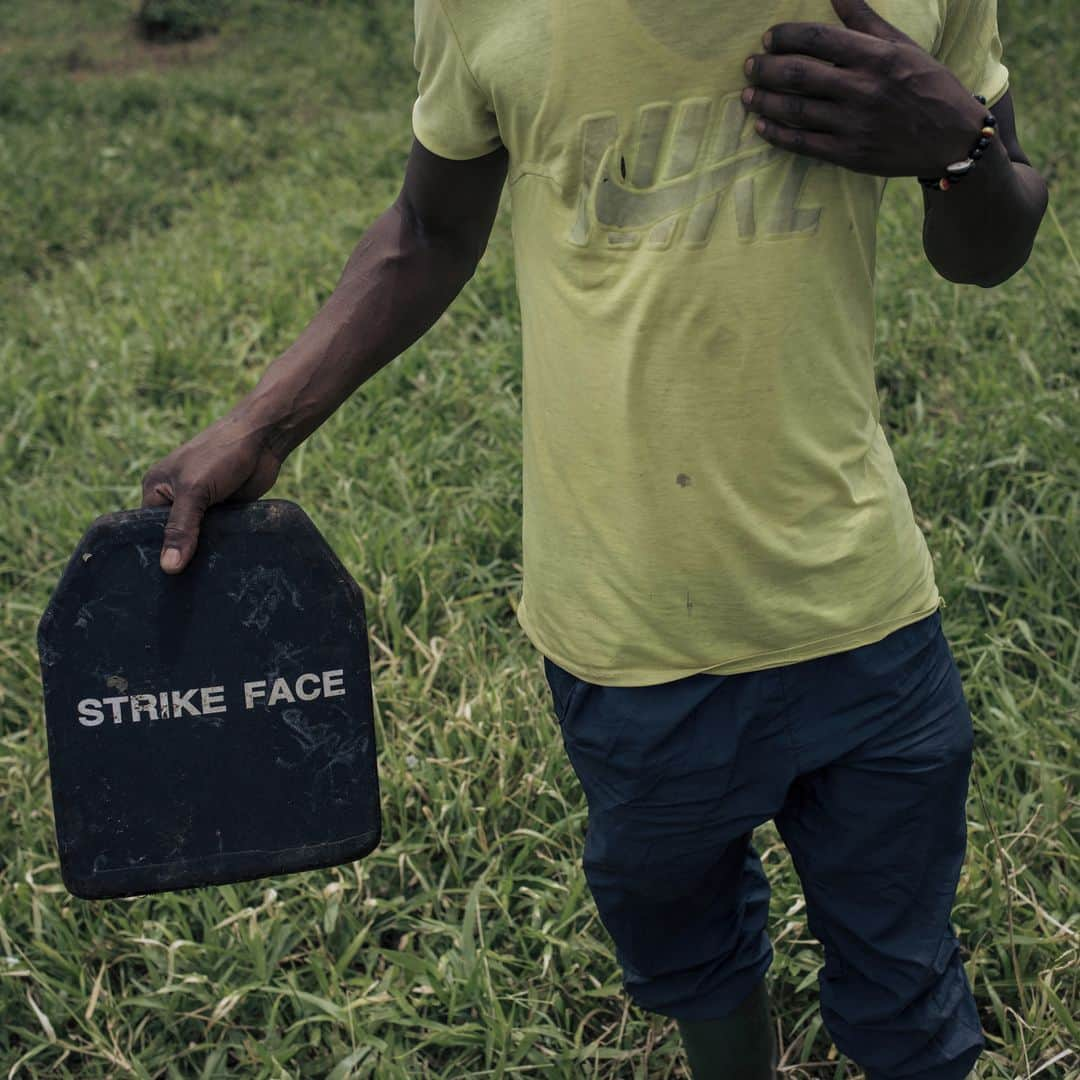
[594,142,785,230]
[568,91,824,249]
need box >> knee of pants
[581,818,764,913]
[582,825,708,904]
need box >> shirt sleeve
[411,0,503,160]
[933,0,1010,108]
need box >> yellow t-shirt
[411,0,1009,686]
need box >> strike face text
[74,669,346,727]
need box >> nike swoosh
[593,143,786,231]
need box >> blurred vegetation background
[0,0,1076,1076]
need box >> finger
[141,474,173,509]
[752,117,856,170]
[763,22,892,67]
[746,53,855,102]
[742,87,846,134]
[160,485,210,574]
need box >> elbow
[925,174,1050,290]
[928,240,1038,290]
[974,239,1041,289]
[926,257,987,288]
[953,261,1025,290]
[973,269,1018,290]
[977,184,1051,288]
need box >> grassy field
[0,1,1076,1076]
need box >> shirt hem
[520,594,945,687]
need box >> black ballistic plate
[37,499,381,900]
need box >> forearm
[232,201,478,460]
[921,135,1049,289]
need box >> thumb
[160,485,210,574]
[830,0,913,44]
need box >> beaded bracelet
[918,93,998,191]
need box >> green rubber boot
[676,978,778,1080]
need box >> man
[141,0,1048,1075]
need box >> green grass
[0,1,1076,1076]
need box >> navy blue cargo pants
[542,608,984,1080]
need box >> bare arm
[141,137,509,573]
[237,138,510,458]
